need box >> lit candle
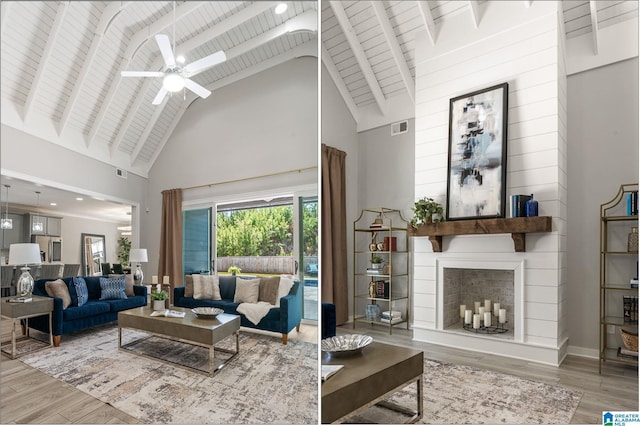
[151,275,158,284]
[163,275,170,284]
[464,310,472,324]
[484,299,491,312]
[460,304,467,318]
[499,308,506,324]
[474,301,481,314]
[479,306,485,317]
[484,311,492,327]
[473,314,480,329]
[494,302,500,316]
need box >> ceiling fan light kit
[163,72,185,92]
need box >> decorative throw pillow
[234,278,260,304]
[44,279,72,309]
[99,276,127,300]
[185,274,194,297]
[258,276,280,305]
[276,275,295,307]
[109,274,135,296]
[192,275,221,300]
[71,277,89,307]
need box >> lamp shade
[129,248,148,263]
[9,243,42,265]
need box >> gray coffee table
[118,306,240,377]
[321,341,424,424]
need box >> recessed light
[275,3,287,14]
[76,197,83,201]
[176,55,185,64]
[50,202,57,206]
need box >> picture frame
[445,82,509,221]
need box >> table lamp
[129,248,148,285]
[9,243,42,297]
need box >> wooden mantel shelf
[407,216,552,252]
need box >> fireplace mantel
[407,216,552,252]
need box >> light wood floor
[340,322,639,425]
[0,320,317,424]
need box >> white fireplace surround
[436,258,524,342]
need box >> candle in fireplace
[464,310,472,324]
[473,314,480,329]
[484,311,492,327]
[484,299,491,312]
[460,304,466,318]
[499,308,507,324]
[474,301,481,314]
[494,302,500,316]
[479,306,485,317]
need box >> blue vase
[526,194,538,217]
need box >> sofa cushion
[234,278,260,304]
[109,274,135,296]
[193,274,221,300]
[219,275,236,300]
[276,275,295,307]
[70,277,89,306]
[99,276,127,300]
[104,296,146,312]
[62,300,111,321]
[83,276,104,300]
[258,276,280,305]
[185,275,194,298]
[45,279,72,309]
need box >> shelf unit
[353,208,409,334]
[599,183,639,373]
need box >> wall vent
[116,168,128,179]
[391,120,408,136]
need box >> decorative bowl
[192,307,224,319]
[321,334,373,356]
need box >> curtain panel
[159,188,183,290]
[321,144,348,325]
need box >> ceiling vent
[116,168,128,179]
[391,120,408,136]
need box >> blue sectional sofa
[173,275,302,344]
[30,275,147,346]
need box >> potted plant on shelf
[228,266,241,276]
[150,284,169,311]
[410,197,444,227]
[370,255,384,270]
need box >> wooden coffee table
[118,306,240,377]
[321,341,424,424]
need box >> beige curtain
[321,144,348,325]
[159,189,183,293]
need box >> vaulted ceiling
[1,1,318,177]
[321,0,638,131]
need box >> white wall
[144,57,318,281]
[412,1,568,364]
[59,215,122,271]
[567,57,639,356]
[321,63,358,315]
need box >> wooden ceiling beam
[416,1,437,45]
[58,2,131,137]
[371,1,415,104]
[22,2,69,123]
[330,1,387,116]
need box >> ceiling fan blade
[184,78,211,99]
[155,34,176,68]
[121,71,163,77]
[152,87,169,105]
[183,51,226,76]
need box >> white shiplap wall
[412,2,568,365]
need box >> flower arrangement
[228,266,241,275]
[150,284,169,301]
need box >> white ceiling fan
[121,2,226,105]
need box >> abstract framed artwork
[446,82,509,221]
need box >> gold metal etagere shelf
[352,208,409,335]
[599,183,639,373]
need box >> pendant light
[0,185,12,230]
[32,191,44,232]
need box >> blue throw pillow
[71,277,89,307]
[99,276,127,300]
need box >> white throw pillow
[234,278,260,304]
[193,274,221,300]
[275,275,295,307]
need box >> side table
[1,295,54,359]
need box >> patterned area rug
[20,324,317,424]
[345,358,583,424]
